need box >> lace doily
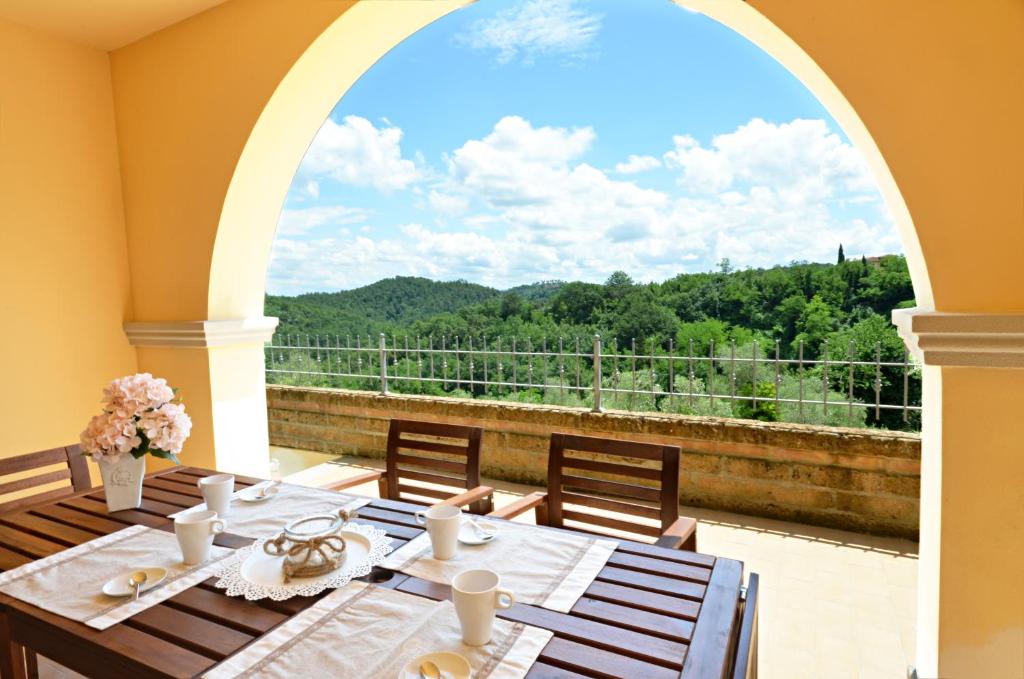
[213,522,393,601]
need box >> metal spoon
[466,519,496,539]
[418,660,441,679]
[258,481,281,498]
[129,571,148,601]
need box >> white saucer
[400,651,472,679]
[458,520,497,545]
[102,567,168,597]
[237,483,280,503]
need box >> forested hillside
[266,255,919,430]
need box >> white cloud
[427,190,469,216]
[299,115,420,192]
[268,116,897,293]
[456,0,601,65]
[303,180,319,199]
[663,118,875,202]
[614,154,661,174]
[277,205,370,237]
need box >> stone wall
[267,386,921,539]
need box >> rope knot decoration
[264,508,357,581]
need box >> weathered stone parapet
[267,385,921,539]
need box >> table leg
[0,614,26,679]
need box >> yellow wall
[109,0,358,322]
[0,19,137,457]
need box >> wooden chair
[324,420,494,514]
[0,444,91,515]
[731,573,759,679]
[0,444,93,679]
[489,433,697,550]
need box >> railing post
[379,333,388,395]
[591,334,603,413]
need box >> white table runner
[0,525,233,630]
[382,520,616,613]
[204,582,551,679]
[171,483,372,538]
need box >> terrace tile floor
[277,446,918,679]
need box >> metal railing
[265,333,922,430]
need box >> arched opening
[198,3,1018,678]
[208,0,932,318]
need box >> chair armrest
[437,485,494,509]
[487,492,548,520]
[322,469,383,492]
[655,516,698,551]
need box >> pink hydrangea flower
[81,374,189,462]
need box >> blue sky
[268,0,901,295]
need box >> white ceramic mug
[414,504,462,560]
[197,473,234,518]
[174,510,226,565]
[452,568,515,646]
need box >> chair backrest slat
[547,433,681,538]
[559,491,662,521]
[0,444,92,515]
[384,420,486,511]
[561,456,663,481]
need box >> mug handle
[210,519,226,535]
[197,478,203,490]
[415,511,428,526]
[494,588,515,610]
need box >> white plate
[458,520,497,546]
[102,567,168,597]
[239,530,371,588]
[400,651,472,679]
[237,483,280,503]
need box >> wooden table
[0,467,746,679]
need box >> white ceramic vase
[98,454,146,512]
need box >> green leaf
[149,449,182,465]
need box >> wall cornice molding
[123,317,279,348]
[892,308,1024,368]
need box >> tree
[550,282,604,325]
[792,294,837,354]
[610,290,678,348]
[837,244,846,264]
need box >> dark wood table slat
[162,587,288,636]
[123,605,255,660]
[29,504,129,535]
[163,469,261,487]
[538,637,681,679]
[0,546,31,571]
[597,565,708,600]
[606,551,712,584]
[525,660,596,678]
[143,478,205,499]
[0,514,100,547]
[584,580,702,621]
[569,596,696,643]
[58,496,167,528]
[84,492,184,520]
[0,526,66,560]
